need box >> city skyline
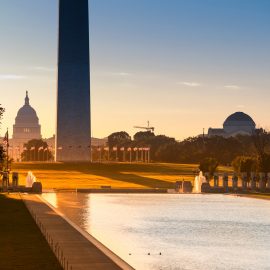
[0,0,270,140]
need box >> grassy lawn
[12,162,232,190]
[0,194,62,270]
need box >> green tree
[232,156,257,178]
[134,131,155,141]
[146,135,176,162]
[21,139,53,161]
[251,129,270,174]
[252,129,270,157]
[0,145,5,171]
[199,157,219,178]
[155,142,181,162]
[177,135,256,165]
[105,129,269,165]
[108,131,131,148]
[257,153,270,173]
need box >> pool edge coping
[37,194,135,270]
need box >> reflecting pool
[42,193,270,270]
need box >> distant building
[7,92,42,161]
[208,112,257,138]
[13,91,41,143]
[2,91,107,161]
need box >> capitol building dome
[13,91,41,140]
[208,112,256,137]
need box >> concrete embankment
[22,194,134,270]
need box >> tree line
[105,130,270,171]
[1,99,270,173]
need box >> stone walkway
[22,194,134,270]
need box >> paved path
[22,194,134,270]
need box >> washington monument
[56,0,91,161]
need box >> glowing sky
[0,0,269,140]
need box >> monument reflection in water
[42,193,270,270]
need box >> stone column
[183,181,193,193]
[232,174,238,190]
[259,172,266,192]
[267,173,270,190]
[214,173,219,187]
[175,181,182,192]
[241,173,247,190]
[223,173,229,192]
[12,172,19,187]
[204,172,209,183]
[2,172,9,191]
[250,172,257,191]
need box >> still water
[42,193,270,270]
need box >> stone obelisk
[56,0,91,161]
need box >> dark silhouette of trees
[231,156,257,182]
[251,129,270,172]
[149,135,176,160]
[134,131,155,141]
[177,135,256,165]
[252,129,270,157]
[199,158,219,178]
[0,145,5,171]
[258,153,270,173]
[133,134,175,161]
[108,131,131,148]
[155,142,181,162]
[105,129,270,165]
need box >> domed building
[13,91,41,141]
[6,91,106,162]
[208,112,257,137]
[8,91,42,161]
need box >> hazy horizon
[1,0,269,140]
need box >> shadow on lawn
[13,162,188,189]
[76,163,175,188]
[0,194,62,270]
[78,163,193,188]
[73,164,176,188]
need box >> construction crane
[134,121,155,132]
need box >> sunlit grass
[12,162,233,190]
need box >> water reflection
[43,193,58,208]
[42,193,270,270]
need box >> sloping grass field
[12,162,232,190]
[0,194,62,270]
